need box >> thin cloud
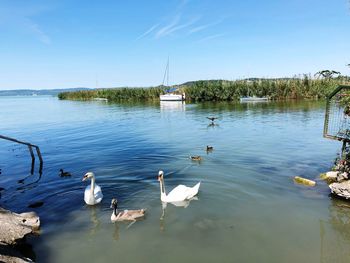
[155,15,181,38]
[188,18,225,35]
[0,6,51,45]
[25,18,51,44]
[197,33,225,43]
[177,0,190,11]
[162,17,199,36]
[155,15,200,39]
[136,23,159,40]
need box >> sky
[0,0,349,90]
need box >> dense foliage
[58,76,350,102]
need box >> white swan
[157,170,200,203]
[82,172,103,205]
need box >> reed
[58,76,349,102]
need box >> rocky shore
[0,208,40,262]
[321,159,350,199]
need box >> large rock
[0,208,40,246]
[0,245,33,262]
[320,171,338,184]
[0,208,39,262]
[330,180,350,199]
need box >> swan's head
[158,170,164,181]
[82,172,94,181]
[110,198,118,209]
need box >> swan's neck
[113,206,118,217]
[159,179,166,199]
[90,176,95,196]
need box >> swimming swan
[82,172,103,205]
[110,198,146,222]
[157,170,200,203]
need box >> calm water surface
[0,96,348,262]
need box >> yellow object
[294,176,316,186]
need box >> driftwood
[330,180,350,199]
[0,208,40,262]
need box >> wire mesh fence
[324,86,350,141]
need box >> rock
[320,171,338,184]
[330,180,350,199]
[294,176,316,186]
[0,245,33,262]
[0,208,40,245]
[0,208,39,262]
[337,172,349,182]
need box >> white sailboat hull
[160,94,185,101]
[240,96,269,102]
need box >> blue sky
[0,0,349,90]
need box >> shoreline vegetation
[58,76,350,102]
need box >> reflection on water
[319,199,350,262]
[160,197,199,220]
[160,101,186,112]
[0,97,346,262]
[207,122,219,129]
[113,223,120,240]
[88,206,101,236]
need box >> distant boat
[240,96,269,102]
[93,97,108,102]
[240,86,268,102]
[160,88,185,101]
[159,57,185,102]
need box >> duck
[190,155,202,161]
[110,198,146,222]
[59,169,71,177]
[157,170,200,203]
[82,172,103,205]
[206,145,213,151]
[206,117,218,122]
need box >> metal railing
[0,135,43,174]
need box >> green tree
[314,70,341,79]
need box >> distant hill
[0,87,91,96]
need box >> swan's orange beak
[82,174,88,181]
[157,176,160,181]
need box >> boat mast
[162,57,169,87]
[167,56,169,87]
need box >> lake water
[0,96,349,262]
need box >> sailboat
[240,96,269,102]
[240,85,269,103]
[159,58,185,101]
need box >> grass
[58,76,350,102]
